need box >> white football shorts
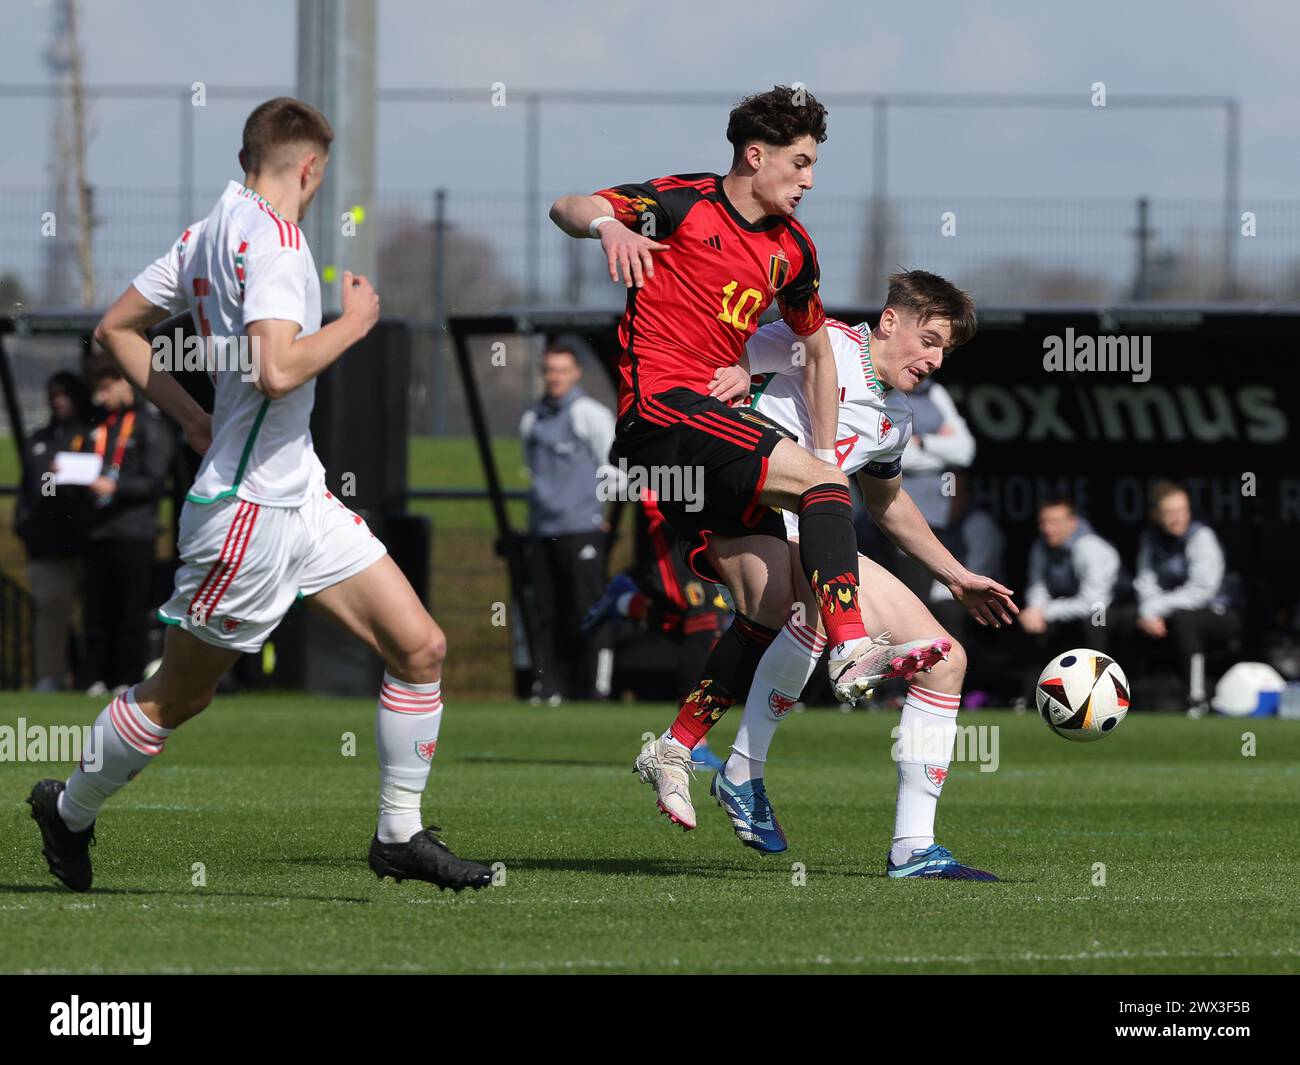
[157,473,387,653]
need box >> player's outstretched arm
[549,194,619,238]
[550,194,668,288]
[94,287,214,454]
[858,472,1017,627]
[798,325,839,457]
[248,270,379,401]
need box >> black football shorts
[613,387,793,582]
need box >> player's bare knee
[925,639,967,693]
[823,464,849,488]
[801,462,847,493]
[387,617,445,683]
[946,638,968,677]
[421,623,448,673]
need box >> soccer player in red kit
[551,87,947,830]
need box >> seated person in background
[1019,498,1120,699]
[1123,481,1240,713]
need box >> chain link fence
[6,186,1300,321]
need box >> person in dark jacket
[14,371,93,690]
[1117,481,1240,712]
[1018,497,1121,703]
[81,355,174,695]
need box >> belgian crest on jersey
[768,250,790,291]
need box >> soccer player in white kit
[27,98,492,893]
[704,270,1017,879]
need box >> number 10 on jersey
[717,281,763,332]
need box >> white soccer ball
[1035,648,1130,742]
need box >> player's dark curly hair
[727,85,828,167]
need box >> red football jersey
[593,173,825,417]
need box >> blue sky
[3,0,1297,200]
[3,0,1297,308]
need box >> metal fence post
[432,187,448,436]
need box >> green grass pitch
[1,693,1297,974]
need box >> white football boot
[633,736,697,831]
[828,631,952,704]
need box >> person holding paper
[15,371,93,691]
[80,355,174,697]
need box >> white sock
[890,685,960,866]
[661,731,691,752]
[725,620,824,784]
[375,672,443,844]
[59,687,172,832]
[828,637,867,665]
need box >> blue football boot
[886,843,998,881]
[710,769,788,854]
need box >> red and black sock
[797,483,869,648]
[668,614,779,748]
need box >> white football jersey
[133,180,325,508]
[740,317,913,480]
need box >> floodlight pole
[431,188,449,436]
[526,94,541,303]
[179,91,195,233]
[1223,100,1241,299]
[296,0,377,314]
[866,98,889,303]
